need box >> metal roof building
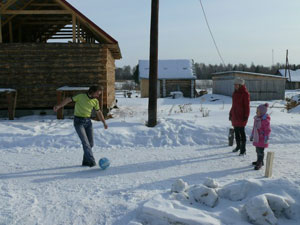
[212,71,286,101]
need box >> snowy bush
[201,108,210,117]
[178,104,193,113]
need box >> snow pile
[1,91,300,224]
[136,178,300,225]
[243,193,294,225]
[288,104,300,114]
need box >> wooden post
[72,14,76,43]
[100,91,103,111]
[0,14,2,43]
[76,20,79,43]
[6,91,17,120]
[56,90,64,119]
[9,20,13,42]
[265,152,274,178]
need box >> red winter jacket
[229,85,250,127]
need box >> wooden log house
[0,0,122,116]
[138,59,197,98]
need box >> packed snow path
[1,93,300,224]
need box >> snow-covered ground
[1,90,300,225]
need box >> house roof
[138,59,196,80]
[212,71,286,79]
[0,0,121,59]
[278,69,300,82]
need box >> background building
[138,59,196,98]
[212,71,286,101]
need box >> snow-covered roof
[57,86,89,91]
[278,69,300,82]
[0,88,16,93]
[213,71,285,79]
[138,59,196,80]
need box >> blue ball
[99,157,110,170]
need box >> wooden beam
[6,91,17,120]
[21,16,71,21]
[2,0,36,26]
[30,3,60,7]
[18,24,21,42]
[9,20,13,42]
[72,14,76,43]
[44,33,73,35]
[22,21,71,25]
[0,15,2,43]
[76,20,80,43]
[56,91,64,119]
[1,10,71,15]
[45,36,73,39]
[1,0,18,11]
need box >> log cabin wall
[0,43,115,111]
[163,79,194,97]
[105,47,116,112]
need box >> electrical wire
[198,0,226,66]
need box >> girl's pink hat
[257,103,269,115]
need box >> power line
[198,0,226,66]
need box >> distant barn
[277,69,300,90]
[0,0,121,116]
[138,59,196,98]
[212,71,286,100]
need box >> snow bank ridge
[137,178,300,225]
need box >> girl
[250,103,271,170]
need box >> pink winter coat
[251,114,271,148]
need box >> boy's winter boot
[232,141,240,152]
[239,141,246,156]
[82,154,90,166]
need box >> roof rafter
[1,10,71,14]
[1,0,18,11]
[2,0,35,26]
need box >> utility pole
[285,49,291,82]
[272,49,274,66]
[148,0,159,127]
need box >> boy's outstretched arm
[53,97,72,112]
[96,110,108,129]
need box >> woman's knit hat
[257,103,269,115]
[234,77,245,85]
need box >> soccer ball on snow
[99,157,110,170]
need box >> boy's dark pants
[74,116,95,164]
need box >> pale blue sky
[68,0,300,68]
